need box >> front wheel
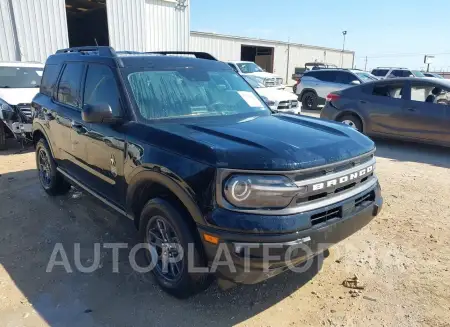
[338,114,363,133]
[36,139,71,196]
[302,92,318,110]
[139,199,212,298]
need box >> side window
[403,70,413,77]
[335,72,357,84]
[409,83,449,104]
[40,64,60,96]
[314,71,335,82]
[56,63,84,108]
[372,83,404,99]
[227,63,239,73]
[83,64,122,116]
[389,70,401,78]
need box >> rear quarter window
[40,64,60,96]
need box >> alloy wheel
[341,119,357,129]
[147,216,183,281]
[38,149,52,187]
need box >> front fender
[126,168,206,225]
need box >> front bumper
[199,182,382,284]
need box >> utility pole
[341,31,347,68]
[364,56,368,71]
[285,37,290,84]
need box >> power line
[357,52,450,59]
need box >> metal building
[0,0,190,63]
[190,31,355,83]
[0,0,354,84]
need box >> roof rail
[145,51,217,61]
[56,46,117,57]
[374,66,408,69]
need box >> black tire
[139,199,212,298]
[36,138,71,196]
[0,121,6,151]
[337,114,363,133]
[302,91,318,110]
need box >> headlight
[252,76,265,84]
[223,175,307,209]
[0,99,14,120]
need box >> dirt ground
[1,131,450,327]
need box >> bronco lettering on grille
[312,165,373,191]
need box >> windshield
[355,72,378,82]
[243,75,265,88]
[127,69,269,120]
[236,62,264,73]
[411,70,426,78]
[0,66,43,88]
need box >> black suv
[32,47,383,298]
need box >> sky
[190,0,450,71]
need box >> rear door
[310,71,339,99]
[360,80,409,136]
[399,81,450,144]
[52,62,88,177]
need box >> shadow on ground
[0,168,323,327]
[0,139,34,156]
[374,138,450,169]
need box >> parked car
[370,67,426,79]
[423,72,444,79]
[243,75,300,114]
[295,69,378,110]
[32,46,382,298]
[226,61,284,88]
[321,77,450,147]
[292,63,339,93]
[0,62,44,150]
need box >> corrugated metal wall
[0,0,68,62]
[107,0,189,52]
[190,32,355,83]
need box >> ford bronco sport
[32,47,382,298]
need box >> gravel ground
[0,132,449,327]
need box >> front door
[80,63,127,207]
[400,81,450,144]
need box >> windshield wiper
[0,86,10,88]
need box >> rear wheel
[139,199,212,298]
[0,122,6,150]
[36,138,71,196]
[302,91,318,110]
[338,114,363,133]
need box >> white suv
[227,61,284,88]
[371,67,426,79]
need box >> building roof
[191,31,354,54]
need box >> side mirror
[350,80,361,85]
[0,107,15,121]
[82,103,114,123]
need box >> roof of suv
[45,46,226,70]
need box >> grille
[311,207,341,226]
[278,100,299,109]
[264,78,276,87]
[16,103,32,119]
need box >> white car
[244,75,300,114]
[0,62,44,149]
[227,61,284,88]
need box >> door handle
[71,121,87,134]
[406,107,417,112]
[359,100,366,104]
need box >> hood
[151,114,375,170]
[0,88,39,105]
[255,87,298,102]
[244,72,281,79]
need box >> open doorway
[240,45,274,73]
[65,0,109,47]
